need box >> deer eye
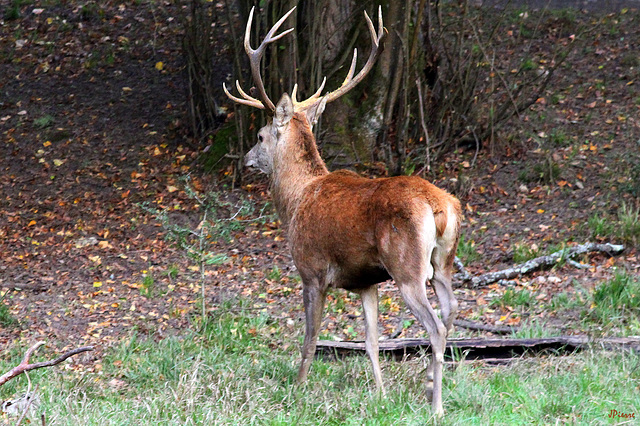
[258,134,263,142]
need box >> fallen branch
[0,342,94,387]
[453,256,471,281]
[460,243,624,288]
[452,319,518,334]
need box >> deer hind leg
[431,271,457,336]
[297,283,327,384]
[397,280,447,417]
[358,285,385,394]
[379,209,446,416]
[430,256,457,335]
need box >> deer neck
[271,117,328,227]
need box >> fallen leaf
[97,240,113,249]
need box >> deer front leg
[297,283,326,384]
[359,285,385,394]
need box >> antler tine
[222,81,265,109]
[342,49,357,85]
[323,6,388,105]
[291,77,327,111]
[261,7,296,46]
[223,6,297,113]
[244,6,297,113]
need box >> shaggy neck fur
[271,113,329,227]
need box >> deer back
[289,171,461,289]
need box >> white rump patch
[422,206,437,280]
[440,206,459,253]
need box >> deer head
[224,6,387,175]
[243,93,327,175]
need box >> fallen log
[315,336,640,361]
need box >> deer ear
[274,93,294,127]
[305,96,327,128]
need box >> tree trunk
[374,0,406,173]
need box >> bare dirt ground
[1,2,639,365]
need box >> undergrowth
[585,270,640,334]
[0,292,17,328]
[1,300,638,425]
[588,203,640,247]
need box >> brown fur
[251,105,461,417]
[268,112,463,289]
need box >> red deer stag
[224,6,461,417]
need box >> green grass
[512,242,540,263]
[586,270,640,333]
[34,114,55,129]
[548,129,570,147]
[491,288,535,310]
[588,203,640,246]
[457,232,480,264]
[0,291,17,328]
[2,300,638,424]
[509,319,558,339]
[0,301,17,328]
[266,265,282,282]
[547,284,589,313]
[140,274,155,298]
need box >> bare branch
[0,342,94,387]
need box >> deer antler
[223,6,297,114]
[292,6,388,112]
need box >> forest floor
[1,1,639,370]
